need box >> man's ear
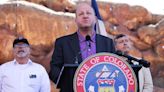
[95,15,97,20]
[129,39,134,46]
[94,16,97,24]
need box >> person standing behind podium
[0,37,50,92]
[49,2,115,92]
[114,34,153,92]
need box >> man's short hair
[75,1,95,16]
[114,34,126,40]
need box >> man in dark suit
[49,2,115,92]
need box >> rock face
[0,0,164,92]
[0,2,77,70]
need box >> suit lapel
[96,34,102,53]
[68,32,82,63]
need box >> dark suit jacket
[49,32,115,92]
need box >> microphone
[74,35,92,64]
[114,50,150,67]
[86,35,91,41]
[85,35,91,48]
[74,35,91,64]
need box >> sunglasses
[14,44,29,48]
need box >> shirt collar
[13,59,33,65]
[77,30,96,43]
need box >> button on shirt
[77,31,96,60]
[0,59,50,92]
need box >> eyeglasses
[14,44,29,48]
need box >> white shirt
[0,59,50,92]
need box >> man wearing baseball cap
[0,37,50,92]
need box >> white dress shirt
[0,59,50,92]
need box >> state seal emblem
[74,53,137,92]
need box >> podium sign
[74,53,137,92]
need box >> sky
[0,0,163,15]
[99,0,164,15]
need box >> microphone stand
[114,50,150,67]
[56,64,79,88]
[115,50,145,92]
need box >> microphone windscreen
[86,35,91,41]
[115,50,124,56]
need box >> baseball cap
[13,37,30,47]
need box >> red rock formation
[0,2,77,68]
